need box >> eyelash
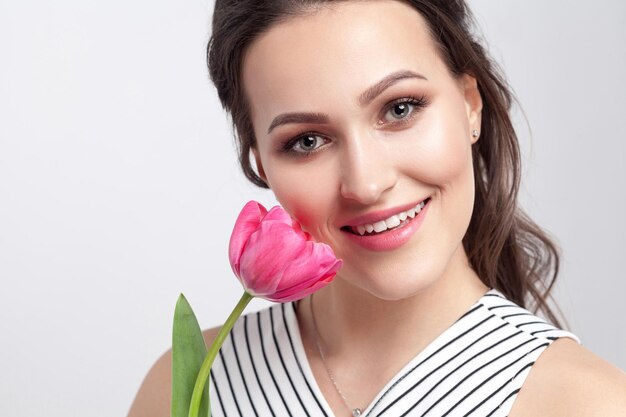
[280,94,429,158]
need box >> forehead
[242,0,447,131]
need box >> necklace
[309,293,364,417]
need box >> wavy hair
[207,0,568,327]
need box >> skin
[127,1,626,416]
[245,1,490,412]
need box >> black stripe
[486,304,515,310]
[219,348,243,417]
[270,305,311,417]
[230,324,259,416]
[210,369,227,417]
[212,294,569,416]
[461,361,534,417]
[516,321,547,328]
[370,304,487,416]
[377,315,506,417]
[530,328,553,336]
[389,327,522,416]
[486,387,521,416]
[257,311,293,416]
[454,303,483,323]
[496,311,556,336]
[282,303,329,416]
[483,293,504,298]
[501,312,534,319]
[244,315,276,417]
[443,347,545,416]
[413,338,537,416]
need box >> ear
[460,74,483,144]
[251,147,269,187]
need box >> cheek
[263,158,338,237]
[400,110,472,185]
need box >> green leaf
[171,294,209,417]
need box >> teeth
[385,215,401,228]
[350,198,429,235]
[373,220,387,233]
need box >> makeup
[341,197,431,251]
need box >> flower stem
[188,291,254,417]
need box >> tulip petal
[229,201,267,276]
[238,221,307,295]
[256,240,341,302]
[270,243,342,301]
[228,202,342,303]
[262,205,296,226]
[269,269,339,302]
[279,241,340,282]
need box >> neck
[299,245,490,365]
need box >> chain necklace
[309,293,364,417]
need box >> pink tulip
[184,201,343,417]
[229,200,342,302]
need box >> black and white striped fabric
[208,288,580,416]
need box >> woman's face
[242,0,482,300]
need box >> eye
[387,103,413,120]
[381,96,428,124]
[282,132,328,156]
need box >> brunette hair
[207,0,568,327]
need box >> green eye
[297,135,320,151]
[385,101,415,122]
[282,133,328,157]
[382,96,429,124]
[388,102,413,120]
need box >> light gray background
[0,1,624,415]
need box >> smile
[340,197,431,252]
[341,197,431,235]
[349,198,429,235]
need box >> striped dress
[208,288,580,416]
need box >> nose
[339,131,397,205]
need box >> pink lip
[342,198,429,227]
[342,198,430,251]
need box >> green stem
[188,291,254,417]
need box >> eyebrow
[267,112,329,134]
[358,70,428,106]
[266,69,428,134]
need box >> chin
[344,261,444,302]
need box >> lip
[342,197,430,227]
[341,197,431,251]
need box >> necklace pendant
[352,409,362,417]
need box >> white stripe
[209,288,581,417]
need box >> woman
[129,1,626,416]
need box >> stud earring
[471,129,480,138]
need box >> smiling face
[242,0,483,301]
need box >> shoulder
[510,337,626,417]
[126,326,222,417]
